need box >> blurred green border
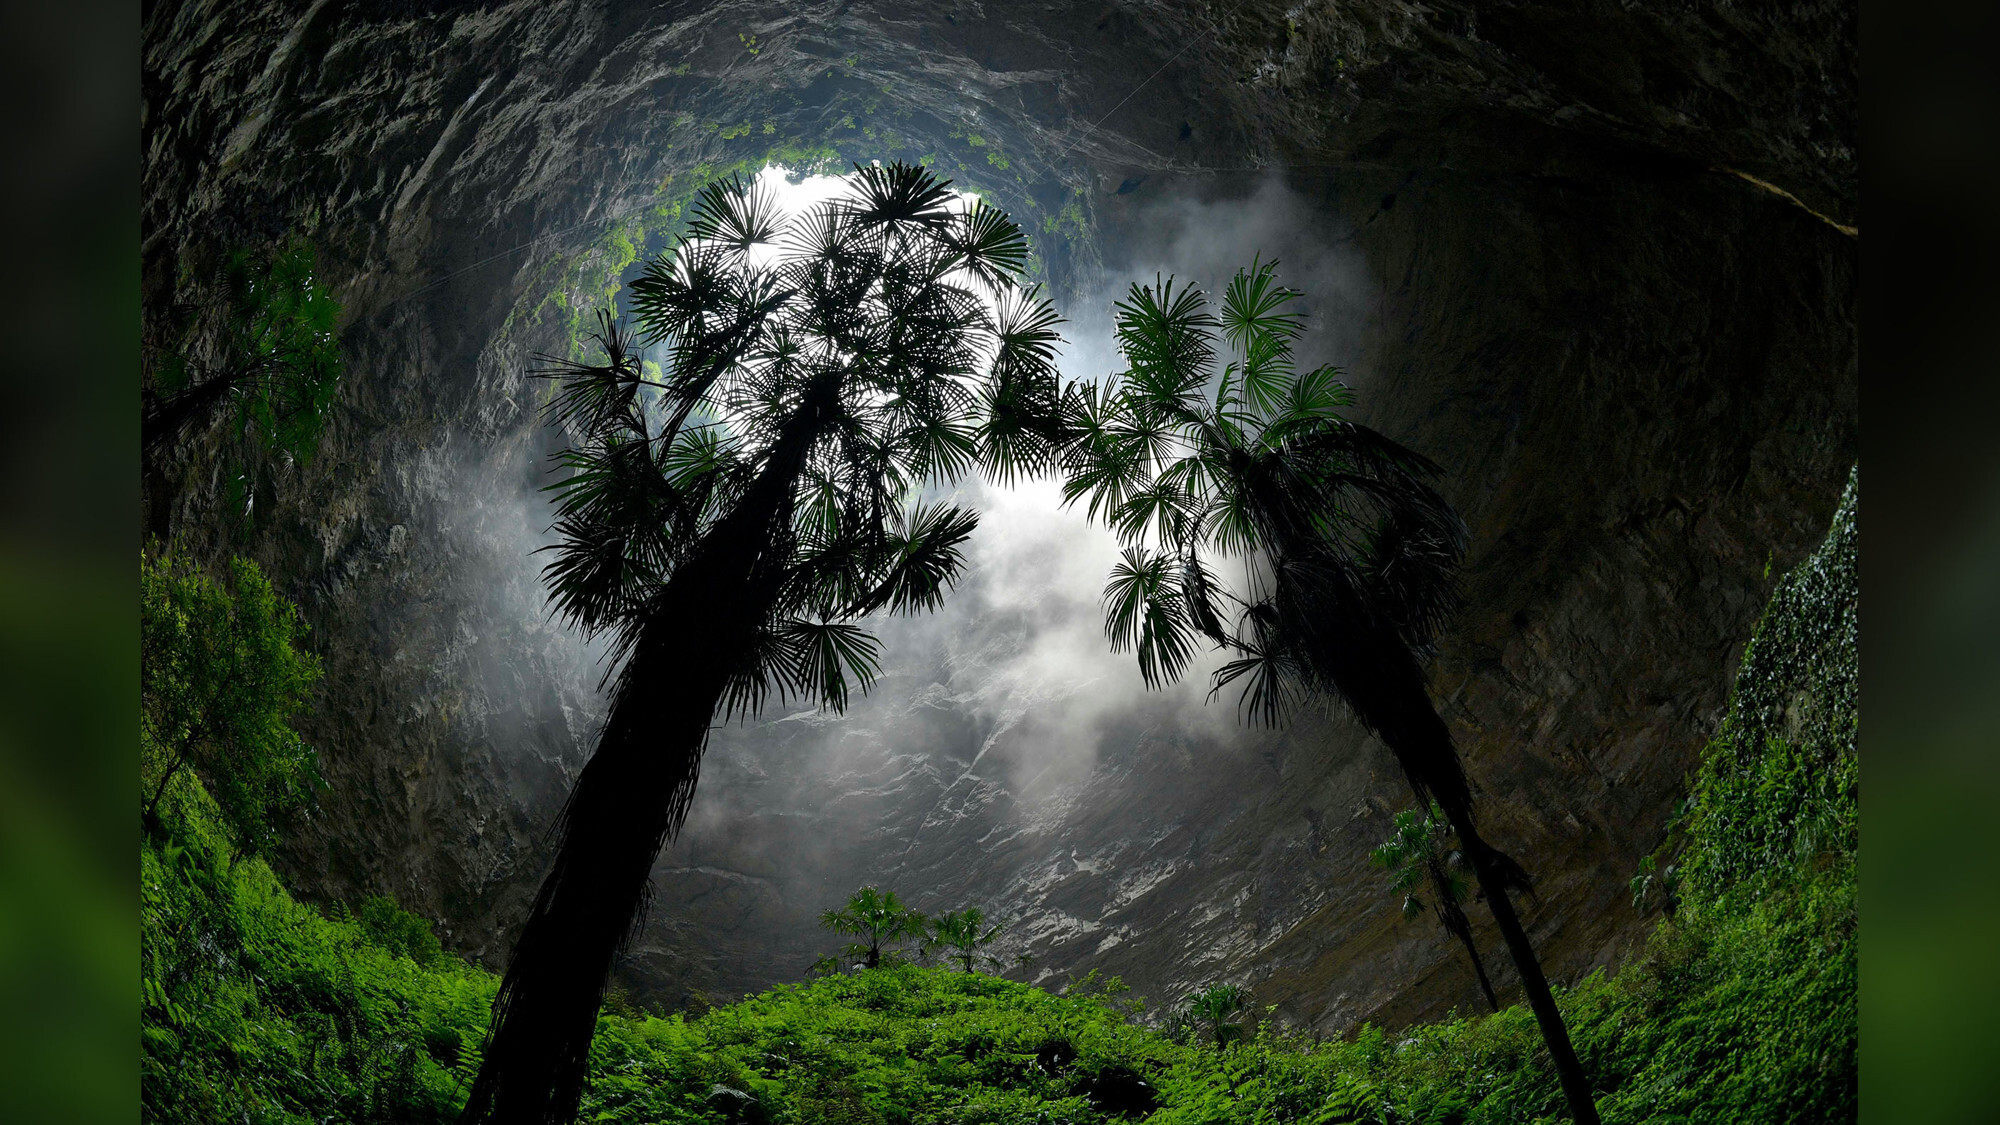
[0,2,138,1122]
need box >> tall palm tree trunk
[463,390,835,1125]
[1437,897,1501,1012]
[1461,928,1501,1013]
[1308,606,1600,1125]
[1458,825,1600,1125]
[460,554,764,1123]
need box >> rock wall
[142,0,1856,1031]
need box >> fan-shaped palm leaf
[1103,546,1197,690]
[845,502,980,618]
[774,619,882,713]
[848,161,958,232]
[683,173,785,254]
[949,200,1030,293]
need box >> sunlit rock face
[142,0,1855,1030]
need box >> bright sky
[743,164,850,269]
[744,163,983,271]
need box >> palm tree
[1058,260,1601,1124]
[1372,804,1500,1012]
[924,906,1007,972]
[1182,982,1251,1049]
[820,886,929,969]
[460,164,1064,1125]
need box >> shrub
[140,547,320,855]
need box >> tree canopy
[820,886,928,970]
[1058,259,1463,729]
[924,906,1009,973]
[536,165,1066,717]
[140,547,320,855]
[143,239,343,462]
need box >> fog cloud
[1063,172,1373,387]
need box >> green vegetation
[139,471,1856,1124]
[143,238,342,461]
[1041,196,1090,244]
[811,890,1017,976]
[140,551,491,1124]
[820,887,929,970]
[141,548,320,855]
[1673,468,1858,908]
[1179,983,1252,1050]
[141,818,495,1125]
[925,907,1013,974]
[1627,854,1678,919]
[1371,806,1498,1012]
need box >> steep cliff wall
[141,0,1856,1031]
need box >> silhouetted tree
[1373,804,1500,1011]
[821,886,928,969]
[1059,260,1600,1124]
[460,164,1063,1125]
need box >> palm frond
[537,515,652,638]
[1209,644,1299,727]
[1103,547,1197,689]
[1256,365,1356,446]
[684,174,785,254]
[1109,479,1198,548]
[1364,502,1466,656]
[846,502,979,617]
[536,311,651,439]
[774,618,883,713]
[1178,552,1230,645]
[949,199,1030,292]
[1220,258,1305,415]
[905,416,979,483]
[847,161,959,233]
[1058,381,1153,524]
[1114,276,1215,415]
[718,624,789,723]
[977,286,1065,484]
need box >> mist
[1067,172,1374,387]
[593,172,1379,998]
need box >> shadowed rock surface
[142,0,1856,1031]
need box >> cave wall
[141,0,1856,1030]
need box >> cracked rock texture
[142,0,1855,1030]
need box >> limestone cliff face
[142,0,1856,1031]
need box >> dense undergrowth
[140,472,1856,1124]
